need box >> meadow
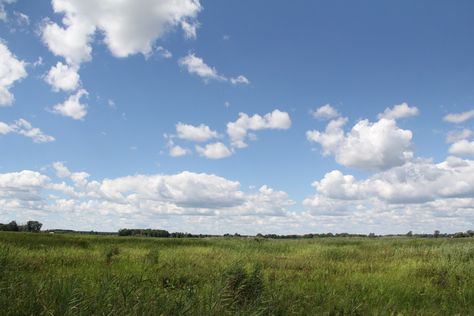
[1,232,474,315]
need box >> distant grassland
[1,232,474,315]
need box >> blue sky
[1,0,474,234]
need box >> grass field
[1,232,474,315]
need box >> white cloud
[196,142,232,159]
[446,129,472,143]
[178,53,225,82]
[307,117,413,171]
[0,164,296,232]
[0,40,27,106]
[227,109,291,148]
[302,156,474,234]
[230,75,250,85]
[449,140,474,157]
[169,145,191,157]
[51,89,88,120]
[155,46,172,59]
[311,104,340,120]
[42,0,201,63]
[377,102,419,120]
[443,109,474,124]
[0,119,55,143]
[44,62,80,92]
[176,122,219,142]
[52,162,71,178]
[181,20,199,39]
[179,53,249,85]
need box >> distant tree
[26,221,42,232]
[6,221,19,231]
[467,230,474,237]
[368,232,376,238]
[434,230,440,238]
[406,231,413,237]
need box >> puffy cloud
[169,145,190,157]
[44,62,80,91]
[227,109,291,148]
[311,104,339,120]
[230,75,250,85]
[307,117,413,171]
[51,89,88,120]
[0,119,55,143]
[179,53,249,84]
[449,140,474,157]
[443,109,474,124]
[196,142,232,159]
[178,53,226,82]
[377,102,419,120]
[42,0,201,63]
[176,122,219,142]
[0,40,27,106]
[0,164,297,232]
[304,157,474,217]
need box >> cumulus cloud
[0,119,55,143]
[176,122,219,142]
[42,0,201,62]
[0,163,296,232]
[51,89,88,120]
[179,53,249,84]
[377,102,419,120]
[227,109,291,148]
[44,62,80,92]
[169,145,191,157]
[0,40,27,106]
[307,117,414,171]
[444,109,474,124]
[196,142,232,159]
[304,157,474,217]
[311,104,340,120]
[449,140,474,157]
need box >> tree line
[0,220,42,232]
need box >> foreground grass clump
[1,232,474,315]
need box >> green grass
[1,232,474,315]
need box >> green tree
[26,221,42,232]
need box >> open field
[1,232,474,315]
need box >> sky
[1,0,474,234]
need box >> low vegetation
[1,232,474,315]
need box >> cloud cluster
[0,41,27,106]
[303,156,474,232]
[166,109,291,159]
[0,162,295,232]
[0,119,55,143]
[41,0,203,119]
[179,53,249,85]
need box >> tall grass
[1,232,474,315]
